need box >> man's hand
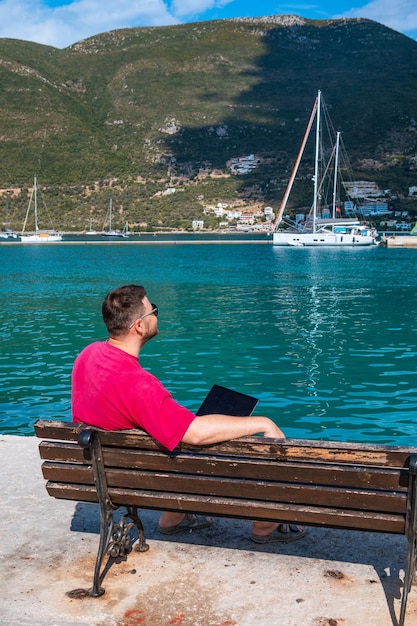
[260,420,285,439]
[182,414,285,446]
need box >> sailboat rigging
[20,177,62,243]
[86,218,97,235]
[102,199,128,238]
[272,91,377,247]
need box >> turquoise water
[1,240,417,445]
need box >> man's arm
[181,414,285,446]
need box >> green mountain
[1,15,417,231]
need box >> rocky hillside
[0,15,416,230]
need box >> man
[72,284,306,543]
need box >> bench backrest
[35,419,417,535]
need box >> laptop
[196,384,258,416]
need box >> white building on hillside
[343,181,383,199]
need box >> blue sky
[0,0,416,48]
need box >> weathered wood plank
[39,441,88,463]
[34,419,417,467]
[44,482,406,534]
[94,449,411,490]
[41,462,94,484]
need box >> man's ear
[132,319,145,335]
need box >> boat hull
[20,232,62,243]
[273,231,375,247]
[101,232,127,238]
[0,229,18,239]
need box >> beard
[142,322,158,345]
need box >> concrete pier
[381,235,417,247]
[1,434,417,626]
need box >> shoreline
[0,239,271,245]
[0,231,273,245]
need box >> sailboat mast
[312,90,321,234]
[332,132,341,219]
[109,198,112,232]
[273,92,317,230]
[272,95,319,231]
[34,176,39,233]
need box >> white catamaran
[272,91,377,247]
[21,177,62,243]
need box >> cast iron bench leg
[78,429,149,597]
[126,505,150,554]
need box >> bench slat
[39,442,88,464]
[108,452,408,489]
[44,481,406,534]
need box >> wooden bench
[35,419,417,626]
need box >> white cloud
[337,0,417,37]
[0,0,179,48]
[171,0,232,19]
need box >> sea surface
[1,236,417,445]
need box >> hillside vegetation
[1,15,417,231]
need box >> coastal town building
[343,181,384,199]
[358,202,391,217]
[227,154,261,175]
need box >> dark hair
[102,284,147,336]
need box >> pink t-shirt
[71,341,196,451]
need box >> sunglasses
[128,304,158,328]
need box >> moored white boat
[86,218,97,235]
[272,91,377,247]
[21,231,63,243]
[20,177,62,243]
[0,228,18,239]
[273,220,377,247]
[102,199,128,238]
